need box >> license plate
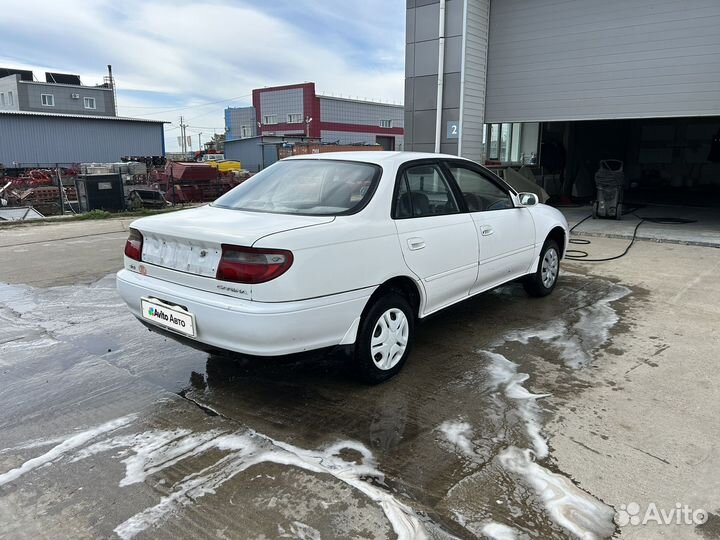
[141,298,196,337]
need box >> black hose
[566,219,646,261]
[565,212,696,262]
[633,215,696,225]
[569,214,593,233]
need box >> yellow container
[207,160,242,172]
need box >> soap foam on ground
[1,417,430,540]
[438,282,628,538]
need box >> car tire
[523,239,561,298]
[355,292,415,384]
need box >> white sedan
[117,152,568,382]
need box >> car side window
[395,175,412,218]
[394,164,460,218]
[447,165,514,212]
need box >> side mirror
[518,192,539,207]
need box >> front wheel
[354,292,414,384]
[523,239,560,297]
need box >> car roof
[283,151,476,166]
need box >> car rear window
[212,159,381,216]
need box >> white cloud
[0,0,406,150]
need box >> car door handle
[407,237,426,250]
[480,226,494,236]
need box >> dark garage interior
[541,117,720,209]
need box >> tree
[209,132,226,152]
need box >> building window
[287,113,303,124]
[41,94,55,107]
[482,123,540,165]
[263,115,278,125]
[7,91,13,106]
[500,123,511,162]
[510,123,522,163]
[488,124,500,159]
[240,125,253,138]
[83,97,96,109]
[379,119,392,128]
[0,93,4,107]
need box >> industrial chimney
[106,64,117,116]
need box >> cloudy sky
[0,0,406,151]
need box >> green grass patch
[74,209,113,220]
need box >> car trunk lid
[130,205,333,294]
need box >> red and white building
[226,82,403,151]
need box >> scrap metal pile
[0,158,250,220]
[0,167,79,218]
[151,161,250,204]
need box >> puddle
[0,275,208,392]
[0,272,633,539]
[0,414,435,540]
[433,279,629,539]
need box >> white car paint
[472,207,536,292]
[395,212,479,313]
[117,151,568,357]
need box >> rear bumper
[116,269,373,356]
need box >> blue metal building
[0,110,166,166]
[224,135,312,172]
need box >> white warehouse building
[405,0,720,205]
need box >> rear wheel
[355,292,414,384]
[523,239,560,297]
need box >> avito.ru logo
[616,502,708,527]
[147,305,187,328]
[148,307,169,321]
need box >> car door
[444,162,536,292]
[393,162,479,314]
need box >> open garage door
[484,0,720,124]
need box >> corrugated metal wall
[320,130,376,145]
[223,138,264,172]
[457,0,490,158]
[485,0,720,123]
[319,97,403,126]
[0,114,164,165]
[320,130,404,148]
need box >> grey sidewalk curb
[571,230,720,249]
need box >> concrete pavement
[562,205,720,248]
[0,218,132,286]
[0,220,718,539]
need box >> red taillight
[216,245,293,284]
[124,228,143,261]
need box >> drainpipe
[434,0,446,153]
